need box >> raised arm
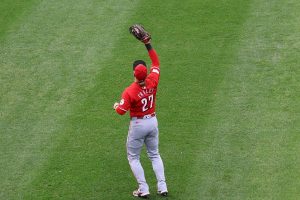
[145,43,160,68]
[144,42,160,88]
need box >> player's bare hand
[113,102,119,110]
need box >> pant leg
[127,120,149,193]
[144,117,168,192]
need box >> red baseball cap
[134,64,147,81]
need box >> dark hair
[132,60,146,70]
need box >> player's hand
[113,102,119,110]
[129,24,151,44]
[143,38,151,44]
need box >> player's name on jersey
[138,88,155,98]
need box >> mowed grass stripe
[186,0,300,199]
[0,0,38,40]
[0,0,140,199]
[133,0,253,199]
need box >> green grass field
[1,0,300,199]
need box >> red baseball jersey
[116,49,160,118]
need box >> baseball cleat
[157,190,168,197]
[132,189,150,199]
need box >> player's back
[127,81,157,118]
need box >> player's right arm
[145,43,160,87]
[145,43,160,68]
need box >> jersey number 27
[141,94,154,112]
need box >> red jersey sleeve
[149,49,160,68]
[146,48,160,88]
[115,89,130,115]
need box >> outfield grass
[1,0,300,199]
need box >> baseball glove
[129,24,151,44]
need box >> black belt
[131,113,156,120]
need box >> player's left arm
[113,90,130,115]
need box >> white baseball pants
[126,116,167,194]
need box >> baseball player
[113,25,168,198]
